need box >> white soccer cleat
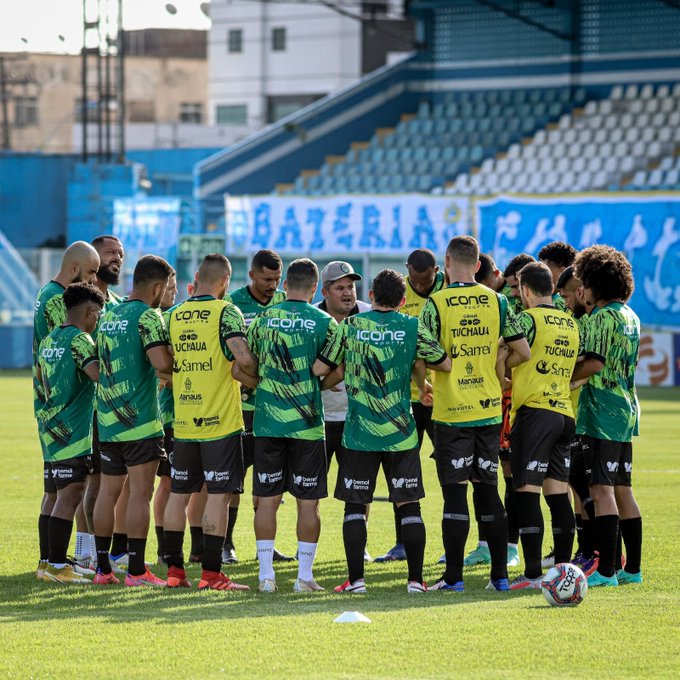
[407,581,428,593]
[258,578,278,593]
[293,578,325,593]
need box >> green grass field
[1,371,679,678]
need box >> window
[272,27,286,51]
[216,104,247,125]
[227,29,243,53]
[128,100,155,122]
[179,102,203,124]
[14,97,39,127]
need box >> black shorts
[582,435,633,487]
[433,423,501,485]
[325,420,346,470]
[242,410,255,469]
[100,437,164,476]
[335,447,424,505]
[171,434,244,495]
[90,415,101,475]
[44,457,92,491]
[510,407,575,489]
[411,402,434,454]
[253,437,327,500]
[157,427,174,478]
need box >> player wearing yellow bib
[163,254,257,591]
[420,236,531,592]
[503,263,580,590]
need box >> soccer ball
[541,563,588,607]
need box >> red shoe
[166,566,191,588]
[125,569,166,587]
[198,570,250,591]
[93,570,120,586]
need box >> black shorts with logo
[325,420,346,470]
[411,402,434,454]
[100,437,164,476]
[44,456,93,491]
[241,410,255,470]
[335,447,424,505]
[433,422,501,486]
[581,435,633,487]
[253,437,327,500]
[171,433,244,495]
[157,426,174,478]
[510,407,575,489]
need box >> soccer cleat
[293,578,325,593]
[36,560,48,580]
[506,545,520,567]
[587,571,618,587]
[273,548,295,562]
[334,578,367,594]
[541,550,555,569]
[258,578,278,593]
[43,564,91,585]
[198,571,250,591]
[124,569,166,587]
[373,544,406,563]
[430,578,464,592]
[616,569,642,585]
[437,553,446,564]
[463,544,491,566]
[578,556,599,577]
[67,556,96,576]
[222,544,239,565]
[486,578,510,592]
[509,574,543,590]
[364,549,373,563]
[93,569,120,585]
[166,566,191,588]
[407,581,428,593]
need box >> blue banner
[475,194,680,329]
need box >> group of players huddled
[32,232,643,593]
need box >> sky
[0,0,211,53]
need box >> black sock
[398,502,426,583]
[127,538,147,576]
[343,503,367,583]
[471,484,486,543]
[111,532,128,557]
[574,513,583,555]
[441,484,469,585]
[619,517,642,574]
[155,525,165,558]
[95,535,113,574]
[163,530,185,570]
[476,483,508,581]
[504,476,519,544]
[48,517,73,565]
[225,507,239,547]
[594,515,619,577]
[545,493,575,565]
[393,504,402,545]
[38,513,51,561]
[202,534,224,573]
[190,525,204,557]
[516,491,544,579]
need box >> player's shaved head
[58,241,100,285]
[62,241,99,268]
[198,253,232,283]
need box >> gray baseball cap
[320,261,362,285]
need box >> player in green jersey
[38,282,104,584]
[315,269,451,593]
[572,246,643,587]
[538,241,578,290]
[92,255,174,587]
[239,259,336,593]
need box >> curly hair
[573,245,634,303]
[503,253,535,279]
[63,282,106,310]
[538,241,578,268]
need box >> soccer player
[420,236,531,592]
[223,249,292,564]
[572,246,643,587]
[33,241,100,578]
[374,248,445,564]
[475,253,505,293]
[502,253,535,314]
[502,263,580,590]
[538,241,578,288]
[163,254,255,590]
[240,259,335,593]
[38,282,104,584]
[314,269,451,593]
[92,255,174,586]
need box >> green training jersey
[45,287,123,338]
[32,280,66,413]
[248,300,336,440]
[319,310,447,452]
[158,307,174,428]
[37,325,98,462]
[577,302,640,442]
[96,299,170,442]
[226,285,286,412]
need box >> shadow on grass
[0,560,542,623]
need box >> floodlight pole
[117,0,125,163]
